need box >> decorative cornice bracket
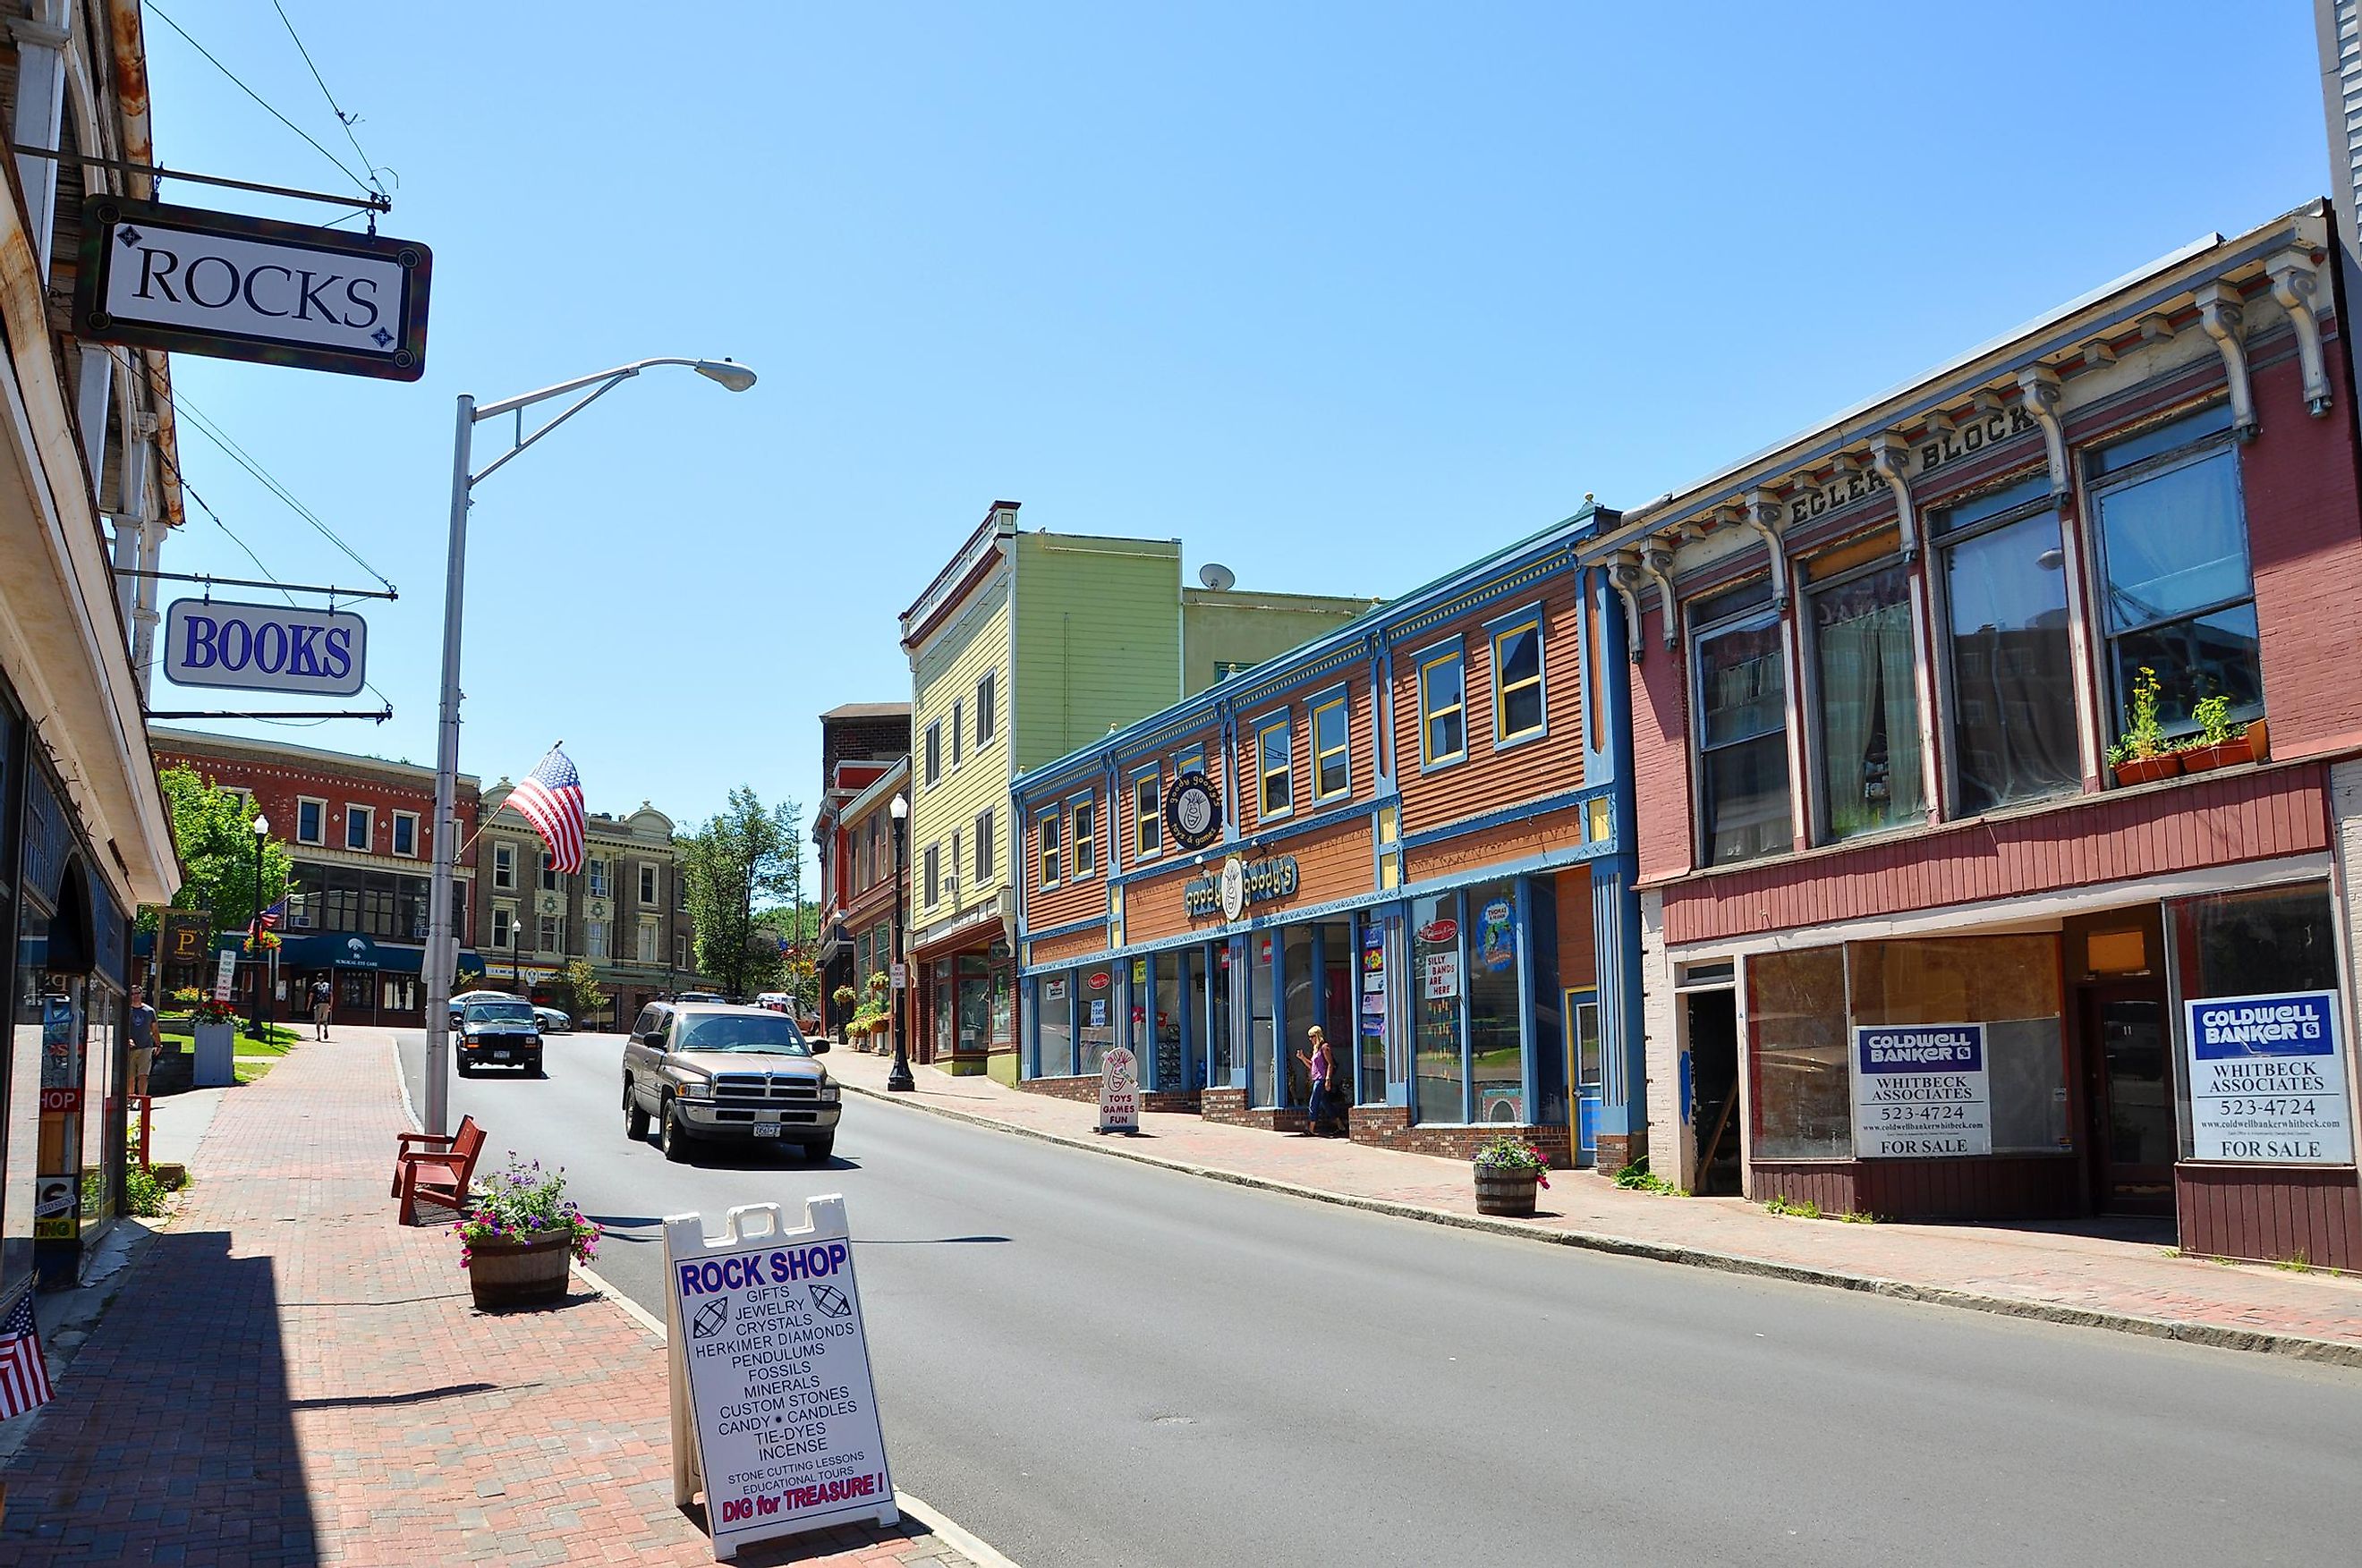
[1865,434,1919,564]
[1742,489,1788,610]
[2014,364,2071,498]
[2194,282,2257,441]
[2265,249,2333,418]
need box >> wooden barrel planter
[1474,1165,1540,1217]
[466,1230,574,1309]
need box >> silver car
[621,1002,839,1163]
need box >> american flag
[256,896,288,933]
[0,1293,54,1419]
[508,744,586,874]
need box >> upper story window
[1039,810,1061,888]
[2088,404,2258,745]
[344,804,373,852]
[1491,614,1545,745]
[1311,694,1350,801]
[490,903,514,948]
[924,843,941,906]
[1134,770,1162,857]
[1418,645,1466,767]
[924,722,942,787]
[1693,580,1790,865]
[975,809,995,882]
[976,672,997,746]
[951,700,964,770]
[540,852,559,892]
[588,857,609,897]
[296,797,325,845]
[641,862,658,903]
[1934,472,2080,816]
[1177,745,1205,777]
[1809,558,1923,840]
[1073,798,1098,877]
[391,810,419,858]
[494,843,515,889]
[1254,712,1293,819]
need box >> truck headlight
[818,1084,840,1104]
[675,1080,709,1100]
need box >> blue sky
[145,2,2327,852]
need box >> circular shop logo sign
[1219,855,1247,923]
[1167,771,1222,851]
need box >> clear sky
[143,1,2328,858]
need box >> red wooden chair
[395,1118,486,1226]
[390,1114,477,1196]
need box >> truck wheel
[624,1083,650,1140]
[661,1100,692,1163]
[456,1059,475,1078]
[803,1133,835,1163]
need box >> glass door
[1566,989,1602,1166]
[2080,986,2176,1215]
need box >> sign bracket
[111,567,399,603]
[8,141,390,212]
[145,707,390,724]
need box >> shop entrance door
[2079,984,2176,1215]
[1685,989,1741,1196]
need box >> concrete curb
[843,1081,2362,1371]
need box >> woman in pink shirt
[1298,1025,1334,1137]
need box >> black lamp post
[887,792,913,1092]
[249,814,271,1038]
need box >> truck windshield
[464,1002,536,1025]
[675,1013,811,1055]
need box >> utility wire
[146,0,373,197]
[271,0,393,201]
[170,391,396,592]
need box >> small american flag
[0,1293,55,1419]
[508,744,586,874]
[257,896,288,932]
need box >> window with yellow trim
[1420,650,1466,766]
[1493,618,1544,742]
[1312,696,1350,800]
[1256,714,1293,818]
[1039,812,1061,887]
[1073,799,1097,876]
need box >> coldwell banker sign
[2184,990,2352,1165]
[73,198,431,381]
[164,598,368,697]
[1851,1022,1992,1157]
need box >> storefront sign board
[161,911,211,967]
[163,598,368,697]
[1165,772,1222,851]
[665,1199,895,1559]
[1187,852,1300,921]
[1099,1044,1140,1134]
[1851,1023,1991,1157]
[2183,990,2351,1164]
[1044,978,1067,1004]
[1422,950,1459,1001]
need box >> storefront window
[956,954,991,1055]
[1413,894,1463,1123]
[1937,476,2080,815]
[1466,881,1522,1123]
[1695,594,1789,864]
[2176,883,2340,999]
[1078,964,1116,1075]
[1849,935,2067,1153]
[1746,947,1849,1160]
[1248,936,1276,1107]
[1038,974,1075,1077]
[1813,562,1923,839]
[81,989,118,1236]
[1205,945,1233,1087]
[1281,927,1314,1105]
[1357,923,1388,1106]
[1151,956,1183,1091]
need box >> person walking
[310,977,332,1041]
[1296,1024,1334,1138]
[126,987,157,1100]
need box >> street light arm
[471,357,752,422]
[468,372,633,488]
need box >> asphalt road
[398,1028,2362,1568]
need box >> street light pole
[249,813,270,1038]
[419,357,757,1135]
[888,793,913,1092]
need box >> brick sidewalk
[828,1045,2362,1360]
[0,1029,992,1567]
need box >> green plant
[454,1154,601,1267]
[173,987,239,1026]
[1612,1157,1684,1195]
[123,1165,173,1218]
[2119,666,2166,761]
[1764,1193,1822,1219]
[2190,693,2246,748]
[2274,1250,2313,1275]
[865,970,890,994]
[832,985,859,1011]
[1472,1133,1551,1189]
[2157,1246,2182,1259]
[1838,1209,1879,1225]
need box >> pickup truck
[621,1001,838,1163]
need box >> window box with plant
[2106,666,2181,787]
[1472,1132,1551,1217]
[2174,693,2267,774]
[454,1154,601,1309]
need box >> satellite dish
[1198,563,1236,591]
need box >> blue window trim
[1414,635,1469,773]
[1251,708,1296,825]
[1175,744,1207,777]
[1129,763,1164,863]
[1036,807,1062,889]
[1485,602,1549,752]
[1307,682,1352,803]
[1066,790,1099,880]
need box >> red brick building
[149,727,484,1025]
[812,704,912,1045]
[1587,201,2362,1267]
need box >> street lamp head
[252,814,270,837]
[888,794,908,821]
[693,359,758,393]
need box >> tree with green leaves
[754,901,826,1014]
[549,959,610,1028]
[154,764,294,934]
[680,787,805,1001]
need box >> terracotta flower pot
[466,1229,574,1309]
[2178,739,2249,775]
[2112,753,2181,787]
[1474,1165,1540,1217]
[2246,718,2270,763]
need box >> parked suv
[621,1002,838,1163]
[457,998,543,1076]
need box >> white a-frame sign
[665,1199,896,1559]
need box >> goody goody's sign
[665,1199,895,1559]
[1165,770,1223,852]
[1099,1044,1141,1135]
[1851,1022,1992,1158]
[74,198,431,381]
[164,599,368,697]
[2184,990,2352,1165]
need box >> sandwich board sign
[665,1198,895,1559]
[1099,1043,1140,1135]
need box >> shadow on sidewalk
[1,1230,320,1566]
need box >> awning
[260,932,485,977]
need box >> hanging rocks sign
[666,1199,895,1560]
[74,198,431,381]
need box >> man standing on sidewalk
[310,977,332,1041]
[127,987,157,1099]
